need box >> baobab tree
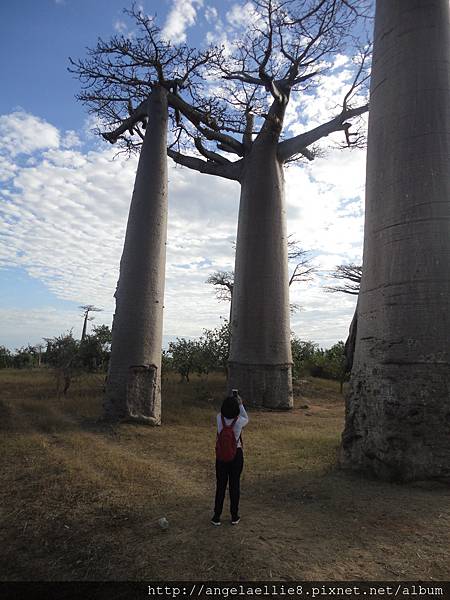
[180,0,370,408]
[70,8,218,422]
[325,263,362,295]
[79,305,103,341]
[206,271,235,304]
[72,1,370,410]
[341,0,450,481]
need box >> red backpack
[216,415,239,462]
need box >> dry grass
[1,369,449,581]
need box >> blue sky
[2,1,131,131]
[0,0,366,350]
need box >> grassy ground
[1,368,449,581]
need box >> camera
[232,388,239,397]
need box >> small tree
[290,337,318,381]
[0,346,13,369]
[197,321,231,375]
[44,332,80,395]
[324,341,347,388]
[291,337,346,387]
[79,325,113,372]
[167,338,199,383]
[12,346,36,369]
[312,342,347,382]
[91,324,112,348]
[78,337,109,373]
[161,350,173,378]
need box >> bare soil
[0,370,449,581]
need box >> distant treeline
[0,320,347,384]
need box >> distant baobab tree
[79,305,102,341]
[325,263,362,295]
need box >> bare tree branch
[325,263,362,295]
[287,238,318,285]
[101,98,149,143]
[167,149,242,181]
[194,137,231,165]
[206,238,317,303]
[277,103,368,163]
[71,0,372,171]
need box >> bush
[78,325,112,372]
[165,321,230,381]
[291,337,346,382]
[0,346,13,369]
[291,337,318,380]
[167,338,199,382]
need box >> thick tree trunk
[341,0,450,480]
[104,86,168,424]
[228,141,293,409]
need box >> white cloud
[284,150,364,345]
[114,20,128,33]
[0,112,60,157]
[0,156,17,182]
[226,3,260,28]
[204,6,218,23]
[161,0,203,43]
[61,130,82,149]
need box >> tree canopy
[70,0,372,179]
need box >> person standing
[211,391,249,526]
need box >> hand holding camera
[232,389,242,405]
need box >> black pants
[214,448,244,519]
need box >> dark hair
[221,396,240,419]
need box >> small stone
[157,517,169,529]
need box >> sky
[0,0,368,351]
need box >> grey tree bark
[104,86,168,424]
[228,138,293,409]
[341,0,450,480]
